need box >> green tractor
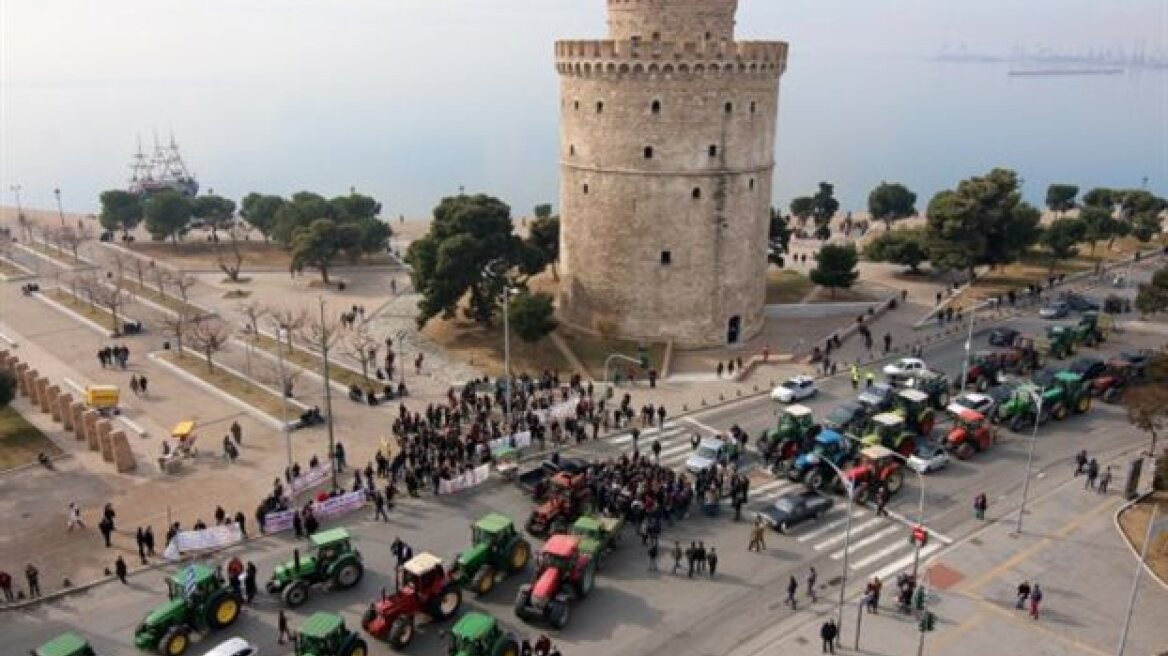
[445,612,521,656]
[133,564,243,656]
[267,528,365,607]
[1045,371,1092,420]
[1039,326,1076,360]
[452,513,533,596]
[892,389,936,436]
[757,404,819,455]
[904,370,951,410]
[861,413,917,458]
[294,612,368,656]
[33,634,99,656]
[571,514,625,569]
[994,383,1050,432]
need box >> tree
[330,192,381,223]
[1038,218,1087,273]
[1082,187,1114,209]
[864,227,930,273]
[868,182,917,231]
[237,301,269,337]
[289,219,362,284]
[1135,266,1168,316]
[144,191,192,243]
[268,306,308,354]
[191,194,236,238]
[187,315,232,372]
[1045,184,1079,216]
[810,182,840,232]
[352,216,393,260]
[343,325,381,384]
[533,204,553,220]
[1123,348,1168,456]
[82,270,130,334]
[526,216,561,280]
[925,168,1041,280]
[809,243,859,298]
[509,292,557,342]
[98,190,143,236]
[161,310,194,354]
[130,256,149,291]
[768,208,792,267]
[0,370,15,408]
[1079,205,1126,257]
[272,192,334,246]
[406,194,527,327]
[239,193,286,242]
[57,225,91,261]
[813,223,832,241]
[16,210,34,243]
[172,274,197,306]
[151,267,171,299]
[789,196,814,228]
[216,227,246,282]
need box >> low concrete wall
[764,301,884,320]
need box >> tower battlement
[555,39,787,79]
[607,0,739,43]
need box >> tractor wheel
[1052,404,1068,420]
[1076,396,1091,414]
[805,469,827,492]
[507,539,532,573]
[340,638,369,656]
[886,470,904,494]
[1102,387,1120,403]
[853,484,871,506]
[548,600,571,629]
[575,562,597,598]
[332,559,364,589]
[159,627,189,656]
[282,581,309,607]
[430,583,463,620]
[472,565,496,596]
[514,585,533,620]
[976,377,989,392]
[525,515,545,538]
[956,443,975,460]
[1009,414,1026,433]
[388,616,415,649]
[491,637,521,656]
[205,590,242,629]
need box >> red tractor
[1091,360,1134,403]
[514,535,597,629]
[842,445,904,505]
[525,472,593,538]
[945,409,995,460]
[361,552,463,649]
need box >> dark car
[988,327,1020,348]
[1069,356,1107,381]
[857,383,896,411]
[823,401,871,435]
[988,380,1019,406]
[754,491,834,532]
[1039,301,1070,320]
[1118,349,1155,377]
[516,457,590,496]
[1061,292,1101,312]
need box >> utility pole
[318,297,338,490]
[273,323,293,470]
[1116,503,1158,656]
[1014,387,1044,535]
[503,282,512,426]
[958,302,976,391]
[53,188,66,227]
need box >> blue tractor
[787,430,855,491]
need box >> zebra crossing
[608,421,945,583]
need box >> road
[7,269,1165,656]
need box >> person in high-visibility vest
[851,365,860,390]
[865,369,875,388]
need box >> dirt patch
[159,351,289,418]
[766,269,816,304]
[1118,490,1168,584]
[559,332,665,381]
[0,406,63,470]
[24,241,86,267]
[422,316,569,378]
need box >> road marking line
[829,525,902,560]
[872,543,940,581]
[813,518,883,550]
[655,442,694,458]
[849,539,909,570]
[749,479,790,496]
[681,416,720,435]
[612,425,687,444]
[797,510,866,542]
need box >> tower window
[724,102,733,114]
[708,145,718,157]
[573,100,579,111]
[750,101,757,114]
[596,101,604,114]
[652,32,660,41]
[651,100,661,114]
[692,188,702,200]
[705,32,711,40]
[660,251,672,265]
[583,183,590,195]
[749,178,755,190]
[569,145,576,156]
[644,146,654,159]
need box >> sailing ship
[128,134,199,197]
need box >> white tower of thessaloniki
[555,0,788,348]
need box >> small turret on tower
[607,0,738,43]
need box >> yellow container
[171,420,196,439]
[85,385,120,409]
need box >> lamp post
[1116,503,1158,656]
[53,188,66,227]
[815,457,856,646]
[958,302,976,392]
[1014,386,1045,535]
[273,324,293,469]
[395,329,406,386]
[482,259,516,425]
[885,450,928,580]
[318,296,338,490]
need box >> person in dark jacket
[820,619,838,653]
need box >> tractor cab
[538,535,580,573]
[946,409,994,459]
[893,389,935,436]
[904,370,951,410]
[295,612,363,656]
[447,612,517,656]
[862,413,916,456]
[843,445,905,502]
[793,431,845,470]
[311,528,355,570]
[1049,370,1091,416]
[1042,325,1075,359]
[33,634,97,656]
[470,513,516,559]
[400,553,448,595]
[778,404,815,437]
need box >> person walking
[694,542,707,574]
[0,569,13,602]
[129,375,141,397]
[651,438,661,464]
[785,575,798,609]
[234,511,248,539]
[647,541,659,572]
[671,541,683,575]
[135,527,147,564]
[748,516,766,552]
[230,420,242,445]
[1073,450,1087,476]
[973,492,988,520]
[820,619,838,654]
[99,515,114,547]
[144,526,155,556]
[66,502,85,530]
[115,556,128,584]
[875,485,890,517]
[277,609,295,644]
[1098,466,1112,494]
[1029,583,1043,619]
[851,365,859,391]
[1016,580,1031,610]
[373,490,390,521]
[245,561,258,603]
[807,566,818,602]
[685,542,696,578]
[138,375,149,397]
[865,369,875,388]
[1085,459,1099,489]
[25,564,40,598]
[707,547,718,578]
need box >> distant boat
[1008,67,1124,77]
[128,134,199,198]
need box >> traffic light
[918,611,936,632]
[910,525,929,547]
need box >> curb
[1113,490,1168,592]
[15,242,97,270]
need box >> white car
[907,444,950,474]
[946,392,995,417]
[883,357,927,379]
[771,375,818,403]
[686,438,729,474]
[201,638,259,656]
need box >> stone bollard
[97,421,114,462]
[15,363,30,396]
[35,377,51,412]
[59,394,74,430]
[70,403,86,439]
[111,432,136,473]
[47,386,62,422]
[84,412,101,451]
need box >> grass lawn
[159,351,290,418]
[1117,489,1168,585]
[423,316,570,378]
[0,257,30,278]
[559,332,666,381]
[766,269,816,304]
[248,333,372,390]
[24,241,86,266]
[45,288,120,333]
[121,277,203,316]
[0,405,62,470]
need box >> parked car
[1061,292,1101,312]
[907,443,950,474]
[686,438,733,474]
[771,376,818,403]
[1118,349,1155,377]
[1069,356,1107,381]
[754,491,834,532]
[1039,301,1070,319]
[883,357,927,379]
[858,383,897,411]
[823,402,871,435]
[946,392,995,417]
[201,638,260,656]
[988,327,1020,347]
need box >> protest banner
[164,523,244,561]
[489,431,532,455]
[284,465,332,499]
[438,464,491,495]
[261,490,367,534]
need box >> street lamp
[272,324,294,469]
[958,302,977,392]
[53,188,66,227]
[318,296,338,490]
[886,450,928,580]
[1116,503,1159,656]
[482,259,517,426]
[813,456,856,646]
[1013,386,1045,535]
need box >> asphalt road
[6,275,1166,656]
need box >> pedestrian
[144,526,155,556]
[1016,580,1031,610]
[25,564,40,598]
[230,420,242,445]
[373,490,390,521]
[651,438,661,463]
[292,511,303,539]
[227,557,244,596]
[875,485,890,517]
[245,561,258,603]
[870,576,883,613]
[647,541,659,571]
[129,375,141,396]
[135,527,147,564]
[0,569,13,602]
[115,555,128,584]
[691,432,701,451]
[973,492,987,520]
[820,619,838,654]
[234,511,248,539]
[786,575,798,608]
[716,361,724,378]
[139,375,148,397]
[685,542,696,578]
[865,369,874,388]
[98,515,113,547]
[695,541,707,573]
[707,546,718,578]
[1085,458,1099,489]
[748,516,766,552]
[1029,583,1043,619]
[1099,466,1112,494]
[334,441,347,471]
[807,566,818,602]
[671,541,683,575]
[883,333,892,354]
[66,502,85,530]
[851,364,859,390]
[277,609,295,644]
[1074,450,1087,476]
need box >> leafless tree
[216,227,246,283]
[238,301,269,337]
[130,256,149,291]
[83,270,130,335]
[187,315,232,372]
[69,273,96,311]
[172,273,197,306]
[160,310,195,354]
[268,306,307,353]
[151,265,171,298]
[17,212,34,244]
[58,225,91,261]
[343,324,382,384]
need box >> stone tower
[555,0,788,348]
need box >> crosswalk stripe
[612,425,687,444]
[749,479,790,497]
[656,442,694,458]
[829,525,901,560]
[849,539,909,571]
[871,543,940,582]
[797,510,866,542]
[813,518,882,550]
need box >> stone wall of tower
[556,4,787,348]
[607,0,738,43]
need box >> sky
[2,0,1166,216]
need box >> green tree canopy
[1038,217,1087,273]
[1079,205,1127,256]
[1083,187,1114,208]
[1045,184,1079,215]
[509,291,557,342]
[811,182,840,230]
[810,243,859,298]
[144,190,192,243]
[526,215,561,279]
[789,196,814,227]
[533,203,553,220]
[864,227,929,273]
[768,208,792,267]
[98,189,143,236]
[239,193,286,242]
[330,192,381,223]
[868,182,917,230]
[191,194,237,237]
[289,219,362,284]
[925,168,1041,280]
[272,192,335,246]
[352,216,392,257]
[406,194,527,327]
[1135,266,1168,315]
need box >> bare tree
[187,315,232,372]
[343,325,382,384]
[151,265,171,298]
[172,273,197,306]
[216,227,246,283]
[58,225,91,261]
[238,301,269,337]
[69,273,95,311]
[160,310,195,354]
[268,306,307,353]
[130,256,149,291]
[83,270,130,335]
[17,212,34,244]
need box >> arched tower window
[643,146,654,159]
[749,178,755,190]
[583,183,590,195]
[569,145,576,156]
[692,188,702,199]
[573,100,580,111]
[750,101,757,114]
[651,100,661,115]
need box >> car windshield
[696,445,719,459]
[774,498,797,512]
[782,380,799,390]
